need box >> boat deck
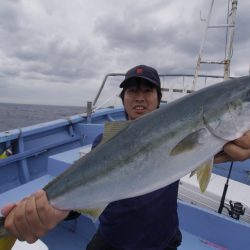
[1,145,248,249]
[179,173,250,223]
[180,231,228,250]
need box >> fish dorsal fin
[170,128,207,156]
[100,120,131,146]
[190,158,213,193]
[77,205,107,221]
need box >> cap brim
[120,76,159,88]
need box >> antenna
[192,0,238,90]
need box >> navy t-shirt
[92,134,179,250]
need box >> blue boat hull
[0,107,249,249]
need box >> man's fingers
[234,131,250,149]
[4,200,31,242]
[3,189,69,243]
[25,194,47,240]
[14,199,36,243]
[33,190,69,231]
[223,142,250,162]
[4,211,20,239]
[214,131,250,164]
[214,151,232,164]
[1,203,16,217]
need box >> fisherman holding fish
[2,65,250,250]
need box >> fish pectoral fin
[190,158,213,193]
[77,206,107,221]
[100,121,131,146]
[170,128,207,156]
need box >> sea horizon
[0,102,85,132]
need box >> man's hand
[214,131,250,163]
[1,189,69,243]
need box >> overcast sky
[0,0,249,106]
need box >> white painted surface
[12,240,48,250]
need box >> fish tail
[0,216,17,249]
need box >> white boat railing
[91,73,230,112]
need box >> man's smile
[134,105,146,111]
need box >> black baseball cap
[120,65,161,88]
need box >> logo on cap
[136,68,143,75]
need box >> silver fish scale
[46,76,250,211]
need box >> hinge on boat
[66,118,76,137]
[68,125,75,137]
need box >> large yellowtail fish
[0,76,250,249]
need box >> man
[87,65,181,250]
[2,65,250,249]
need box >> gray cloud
[0,0,249,106]
[0,1,104,84]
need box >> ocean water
[0,102,84,132]
[0,103,84,250]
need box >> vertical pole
[224,0,238,80]
[192,0,215,90]
[86,101,92,123]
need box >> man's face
[123,79,159,120]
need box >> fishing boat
[1,98,250,250]
[1,0,250,249]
